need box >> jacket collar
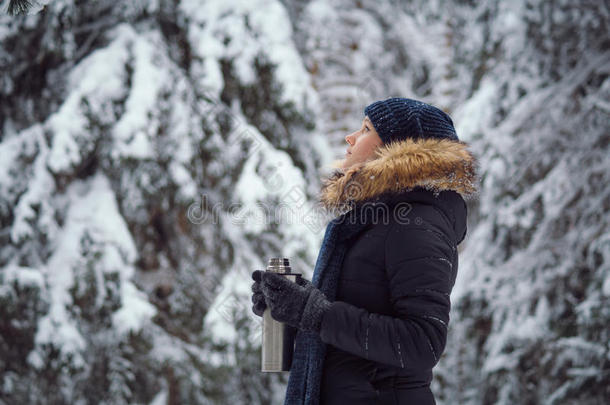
[318,137,479,213]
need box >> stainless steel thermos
[261,257,302,372]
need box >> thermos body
[261,258,301,372]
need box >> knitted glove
[258,271,331,333]
[251,270,315,317]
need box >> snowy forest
[0,0,608,404]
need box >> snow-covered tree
[1,0,607,404]
[1,0,324,403]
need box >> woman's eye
[364,125,369,132]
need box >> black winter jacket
[315,138,478,404]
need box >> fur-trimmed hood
[318,137,479,212]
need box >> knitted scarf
[283,203,373,405]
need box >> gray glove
[255,270,331,334]
[251,270,315,317]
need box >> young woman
[252,97,479,404]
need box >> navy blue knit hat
[364,97,458,144]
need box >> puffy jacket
[315,137,478,404]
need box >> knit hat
[364,97,458,144]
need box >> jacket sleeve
[318,219,456,370]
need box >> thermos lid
[267,257,291,273]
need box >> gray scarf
[283,200,378,405]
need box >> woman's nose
[345,133,355,145]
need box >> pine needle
[6,0,40,15]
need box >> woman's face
[341,116,383,170]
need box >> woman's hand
[250,270,331,334]
[251,270,316,316]
[251,270,268,317]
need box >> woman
[251,97,479,404]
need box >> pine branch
[5,0,41,15]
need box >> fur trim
[318,137,479,212]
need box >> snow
[46,25,133,173]
[309,132,336,172]
[0,124,37,200]
[453,78,497,143]
[46,101,87,173]
[113,28,168,160]
[10,126,56,244]
[149,389,168,405]
[201,208,270,359]
[247,1,313,107]
[230,119,311,236]
[28,173,155,369]
[202,271,241,349]
[181,0,316,110]
[1,264,44,288]
[112,281,156,336]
